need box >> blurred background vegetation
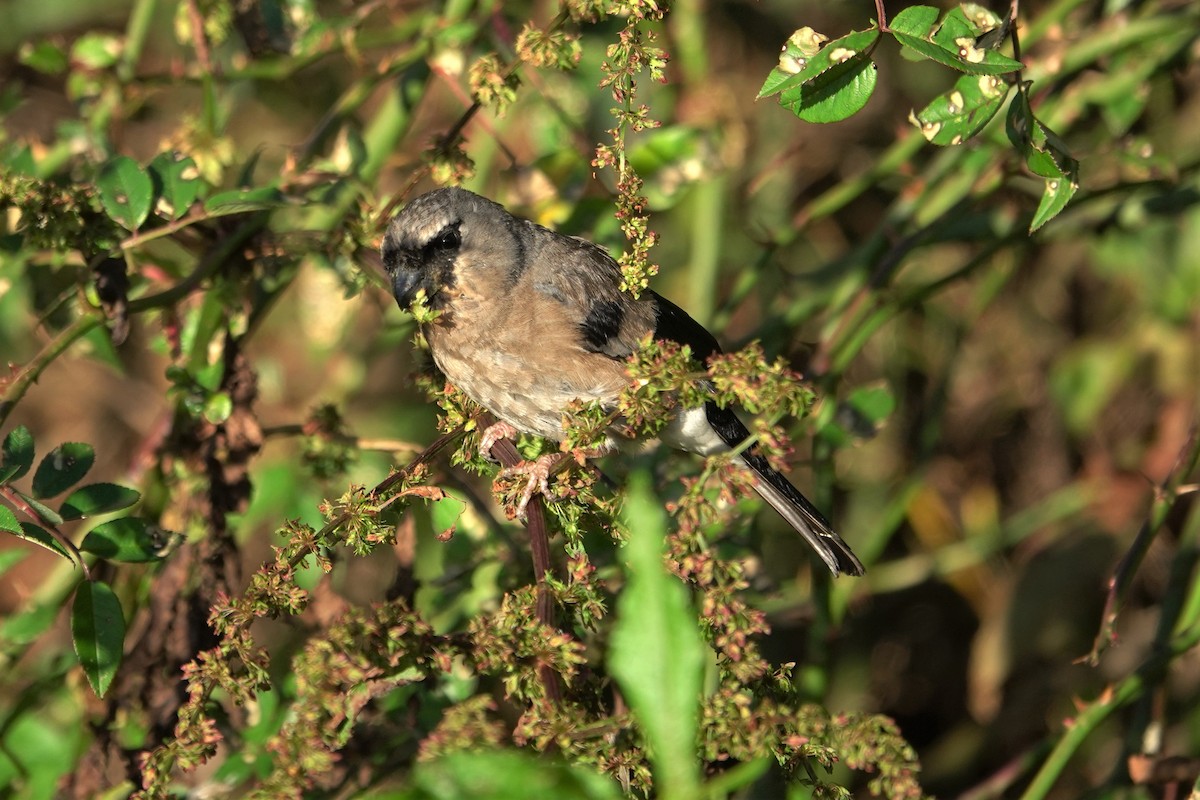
[1,0,1198,797]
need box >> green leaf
[148,152,202,219]
[19,490,64,526]
[0,503,20,534]
[1030,174,1078,233]
[32,442,95,499]
[770,28,880,124]
[72,581,126,698]
[97,156,154,231]
[12,522,72,560]
[610,471,704,799]
[1,425,35,483]
[1006,92,1079,230]
[60,483,141,521]
[910,72,1010,145]
[18,41,68,74]
[758,26,835,99]
[81,518,169,563]
[411,750,622,800]
[71,32,123,69]
[889,4,1022,75]
[203,187,286,215]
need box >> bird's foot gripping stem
[478,420,520,461]
[498,453,568,520]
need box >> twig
[480,415,566,704]
[874,0,890,32]
[185,0,213,76]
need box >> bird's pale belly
[430,337,623,442]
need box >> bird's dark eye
[432,226,461,251]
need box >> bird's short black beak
[391,268,425,310]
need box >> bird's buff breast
[424,319,626,442]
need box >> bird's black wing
[529,229,657,359]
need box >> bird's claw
[499,454,560,520]
[478,420,519,460]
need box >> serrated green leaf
[72,581,126,698]
[60,483,141,521]
[1,425,35,483]
[1030,174,1078,233]
[889,5,941,37]
[13,522,72,560]
[911,72,1009,145]
[81,518,168,562]
[1007,92,1080,227]
[32,442,95,499]
[97,156,154,230]
[203,187,286,215]
[772,28,880,124]
[610,471,704,799]
[148,152,202,220]
[889,4,1021,75]
[18,41,68,74]
[758,26,833,99]
[0,504,18,534]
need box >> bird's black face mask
[384,220,462,311]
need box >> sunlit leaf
[1030,174,1078,233]
[610,471,704,798]
[0,504,20,535]
[765,28,881,123]
[97,156,154,231]
[148,152,202,219]
[890,4,1022,75]
[910,72,1009,145]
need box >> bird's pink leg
[478,419,520,459]
[500,454,564,519]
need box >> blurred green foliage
[1,0,1199,798]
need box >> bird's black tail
[704,402,864,576]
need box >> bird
[381,187,864,577]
